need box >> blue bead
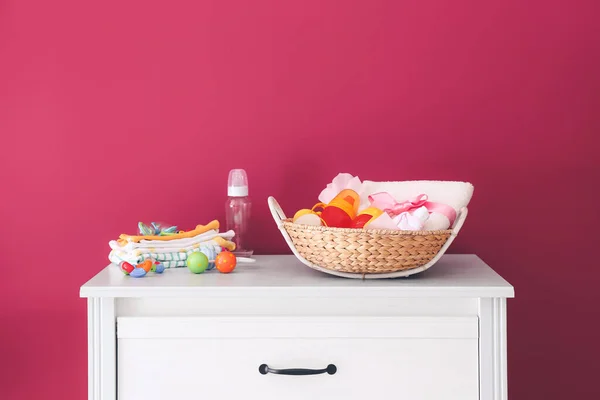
[155,263,165,273]
[130,268,147,278]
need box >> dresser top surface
[80,254,513,298]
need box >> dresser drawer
[117,316,479,400]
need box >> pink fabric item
[395,212,425,230]
[318,173,369,211]
[368,193,457,227]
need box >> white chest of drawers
[80,254,514,400]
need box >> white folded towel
[110,230,235,253]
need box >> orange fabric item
[214,236,236,251]
[117,220,220,245]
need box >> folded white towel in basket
[362,180,474,229]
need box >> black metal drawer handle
[259,364,337,376]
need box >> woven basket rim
[282,219,453,236]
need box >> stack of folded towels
[109,220,236,269]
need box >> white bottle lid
[227,169,249,197]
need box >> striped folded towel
[109,227,235,269]
[109,243,222,269]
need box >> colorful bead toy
[187,252,209,274]
[215,251,237,274]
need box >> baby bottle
[225,169,253,257]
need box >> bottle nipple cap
[227,169,249,197]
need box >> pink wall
[1,0,599,398]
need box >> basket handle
[268,196,287,228]
[452,207,468,232]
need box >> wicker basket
[268,196,469,279]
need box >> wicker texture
[282,219,453,274]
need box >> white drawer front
[117,317,479,400]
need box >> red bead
[120,262,135,275]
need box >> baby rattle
[120,259,165,278]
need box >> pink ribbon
[368,192,457,227]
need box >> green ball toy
[187,252,209,274]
